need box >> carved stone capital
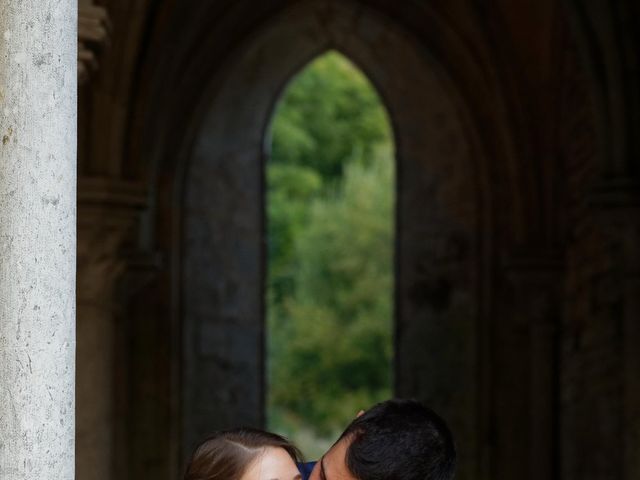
[589,178,640,270]
[78,223,130,304]
[77,176,150,305]
[79,176,148,213]
[78,2,110,84]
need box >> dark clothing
[298,461,317,480]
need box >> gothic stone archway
[179,2,486,477]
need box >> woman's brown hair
[183,427,302,480]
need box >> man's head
[309,399,456,480]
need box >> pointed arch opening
[177,3,484,474]
[265,50,396,456]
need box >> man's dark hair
[339,399,456,480]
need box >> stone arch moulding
[178,1,489,478]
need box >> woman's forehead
[242,446,301,480]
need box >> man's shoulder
[298,461,317,480]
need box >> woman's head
[184,428,302,480]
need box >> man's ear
[356,410,365,418]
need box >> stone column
[511,257,562,480]
[497,253,563,480]
[590,180,640,480]
[76,177,149,480]
[76,225,126,480]
[0,1,77,479]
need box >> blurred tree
[267,164,323,305]
[269,51,391,182]
[266,51,394,456]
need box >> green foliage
[269,51,391,182]
[266,51,394,457]
[267,164,323,304]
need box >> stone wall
[180,5,484,478]
[71,1,640,479]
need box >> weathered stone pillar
[590,181,640,480]
[76,177,148,480]
[495,253,563,480]
[510,256,562,480]
[0,1,77,479]
[76,226,126,480]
